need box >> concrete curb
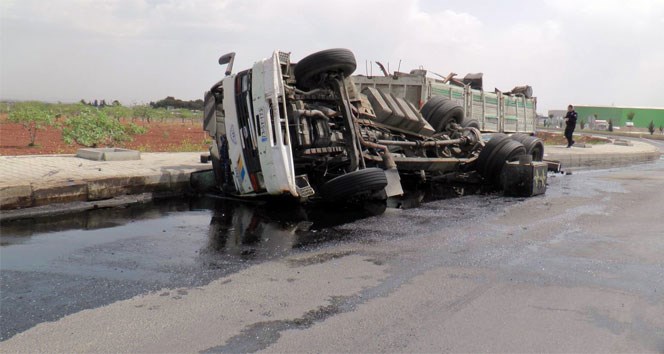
[1,142,661,215]
[0,173,195,211]
[544,141,661,170]
[0,152,210,212]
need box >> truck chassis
[203,48,546,204]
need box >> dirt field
[0,117,209,156]
[0,115,609,156]
[536,131,610,145]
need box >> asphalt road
[1,157,663,352]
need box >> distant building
[545,110,567,128]
[570,105,663,129]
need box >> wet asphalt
[0,197,388,340]
[1,150,663,351]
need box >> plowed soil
[0,116,209,156]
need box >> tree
[62,107,146,147]
[648,120,655,135]
[8,102,55,146]
[579,118,586,130]
[659,125,663,135]
[151,96,204,110]
[627,111,635,121]
[151,108,170,122]
[608,119,613,132]
[104,105,131,121]
[58,103,87,118]
[176,108,198,123]
[132,105,154,123]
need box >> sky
[1,0,663,113]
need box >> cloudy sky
[1,0,663,113]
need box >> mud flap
[384,168,404,197]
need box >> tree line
[149,96,204,110]
[77,97,204,111]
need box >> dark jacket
[565,110,577,127]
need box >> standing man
[564,104,577,148]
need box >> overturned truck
[203,48,546,204]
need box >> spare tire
[294,48,357,90]
[321,168,387,202]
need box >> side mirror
[218,52,236,76]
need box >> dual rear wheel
[475,133,528,185]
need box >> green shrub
[104,105,132,121]
[648,120,655,135]
[8,101,55,146]
[132,105,155,122]
[126,122,147,135]
[62,108,145,147]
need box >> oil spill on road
[0,197,381,340]
[0,184,485,341]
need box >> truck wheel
[321,168,387,202]
[510,133,529,144]
[420,96,446,121]
[475,133,510,175]
[510,134,544,161]
[483,140,527,185]
[461,118,480,130]
[526,139,544,161]
[294,48,357,90]
[423,97,464,133]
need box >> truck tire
[420,96,446,121]
[461,118,480,130]
[321,168,387,202]
[423,97,464,133]
[475,133,510,175]
[483,140,527,185]
[510,134,544,161]
[526,138,544,161]
[510,133,529,144]
[294,48,357,90]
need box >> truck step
[295,174,316,198]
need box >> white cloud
[1,0,663,112]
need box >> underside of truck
[204,48,546,203]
